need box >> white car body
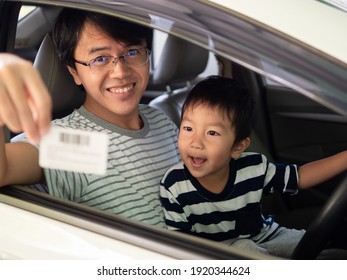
[0,0,346,261]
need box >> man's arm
[0,129,43,186]
[0,53,52,186]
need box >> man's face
[68,22,150,129]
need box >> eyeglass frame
[73,48,151,68]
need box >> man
[0,9,180,227]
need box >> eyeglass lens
[90,49,149,68]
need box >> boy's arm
[298,151,347,189]
[0,129,43,187]
[160,180,192,231]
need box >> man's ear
[231,137,250,159]
[67,66,82,85]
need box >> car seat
[33,33,86,120]
[149,35,209,127]
[148,34,273,160]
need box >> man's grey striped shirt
[43,105,180,227]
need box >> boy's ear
[231,137,250,159]
[67,66,83,85]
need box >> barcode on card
[59,132,90,145]
[40,126,108,175]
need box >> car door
[225,59,347,228]
[261,78,347,218]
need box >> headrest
[152,35,209,85]
[34,33,85,119]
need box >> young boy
[160,75,347,258]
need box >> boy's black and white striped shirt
[160,153,299,242]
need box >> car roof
[209,0,347,64]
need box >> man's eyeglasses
[74,48,150,69]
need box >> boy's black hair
[181,75,255,144]
[52,8,153,68]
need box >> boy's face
[67,21,150,129]
[178,104,247,190]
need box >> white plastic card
[39,126,108,175]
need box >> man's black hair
[53,8,153,68]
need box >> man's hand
[0,53,52,143]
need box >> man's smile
[107,83,135,93]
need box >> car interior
[1,3,347,259]
[26,6,321,226]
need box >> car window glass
[18,5,37,21]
